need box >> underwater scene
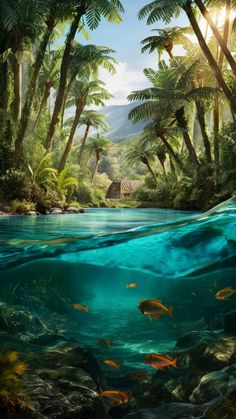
[0,200,236,419]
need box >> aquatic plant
[0,351,31,414]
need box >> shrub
[76,182,107,207]
[0,169,31,201]
[10,200,36,214]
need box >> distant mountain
[98,102,146,142]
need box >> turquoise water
[0,201,236,379]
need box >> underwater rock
[224,310,236,333]
[190,364,236,403]
[123,403,206,419]
[0,303,49,335]
[23,372,105,419]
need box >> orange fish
[138,299,173,320]
[215,287,236,301]
[96,338,113,348]
[144,353,177,370]
[99,390,131,407]
[126,283,138,288]
[72,303,88,312]
[103,360,120,369]
[128,371,152,382]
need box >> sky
[76,0,188,106]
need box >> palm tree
[0,0,45,123]
[86,135,110,183]
[58,79,111,172]
[33,51,61,130]
[126,141,157,183]
[141,26,192,61]
[138,0,236,113]
[128,61,220,174]
[77,111,109,164]
[195,0,236,77]
[45,0,124,152]
[60,43,117,130]
[12,0,72,166]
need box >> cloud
[99,61,148,106]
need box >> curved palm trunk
[91,151,100,183]
[175,107,202,176]
[195,101,212,164]
[159,134,185,172]
[78,124,91,164]
[60,75,75,132]
[33,83,51,130]
[13,16,54,166]
[143,159,157,183]
[59,102,84,172]
[159,159,167,180]
[195,0,236,77]
[184,4,236,113]
[45,6,85,152]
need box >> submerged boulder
[224,310,236,333]
[190,364,236,403]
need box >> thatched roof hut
[106,180,144,199]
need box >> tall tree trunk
[33,83,52,130]
[159,159,167,180]
[45,6,86,152]
[175,107,202,176]
[195,0,236,77]
[214,1,231,180]
[184,3,236,113]
[159,134,185,172]
[0,62,9,110]
[78,124,90,164]
[143,158,157,183]
[59,102,84,172]
[91,152,100,183]
[60,74,75,132]
[195,101,212,164]
[12,58,22,122]
[13,15,55,166]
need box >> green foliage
[10,200,36,214]
[76,182,107,207]
[0,168,31,201]
[0,351,31,413]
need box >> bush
[0,169,31,201]
[10,200,36,214]
[76,182,107,207]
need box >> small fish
[126,283,138,288]
[99,390,131,407]
[138,299,173,321]
[96,338,113,348]
[191,292,197,297]
[215,287,236,301]
[57,329,67,334]
[144,353,177,370]
[103,359,120,369]
[72,303,88,312]
[128,371,152,382]
[172,323,177,329]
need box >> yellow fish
[215,287,236,301]
[72,303,88,312]
[138,299,173,320]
